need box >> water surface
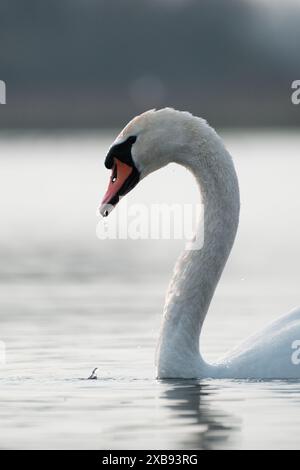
[0,131,300,449]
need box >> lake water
[0,130,300,449]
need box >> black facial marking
[103,135,140,209]
[105,135,137,169]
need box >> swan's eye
[104,135,137,170]
[127,135,137,145]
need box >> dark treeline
[0,0,299,128]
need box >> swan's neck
[156,125,240,378]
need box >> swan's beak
[100,158,139,217]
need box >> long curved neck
[156,125,240,378]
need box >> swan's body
[100,108,300,379]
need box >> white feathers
[118,108,300,379]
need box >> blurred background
[0,0,300,129]
[1,0,300,450]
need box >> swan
[99,108,300,379]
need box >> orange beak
[100,159,136,217]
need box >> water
[0,130,300,449]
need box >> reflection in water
[160,380,240,450]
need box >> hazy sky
[251,0,300,7]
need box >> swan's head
[100,108,203,216]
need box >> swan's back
[216,307,300,379]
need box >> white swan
[100,108,300,379]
